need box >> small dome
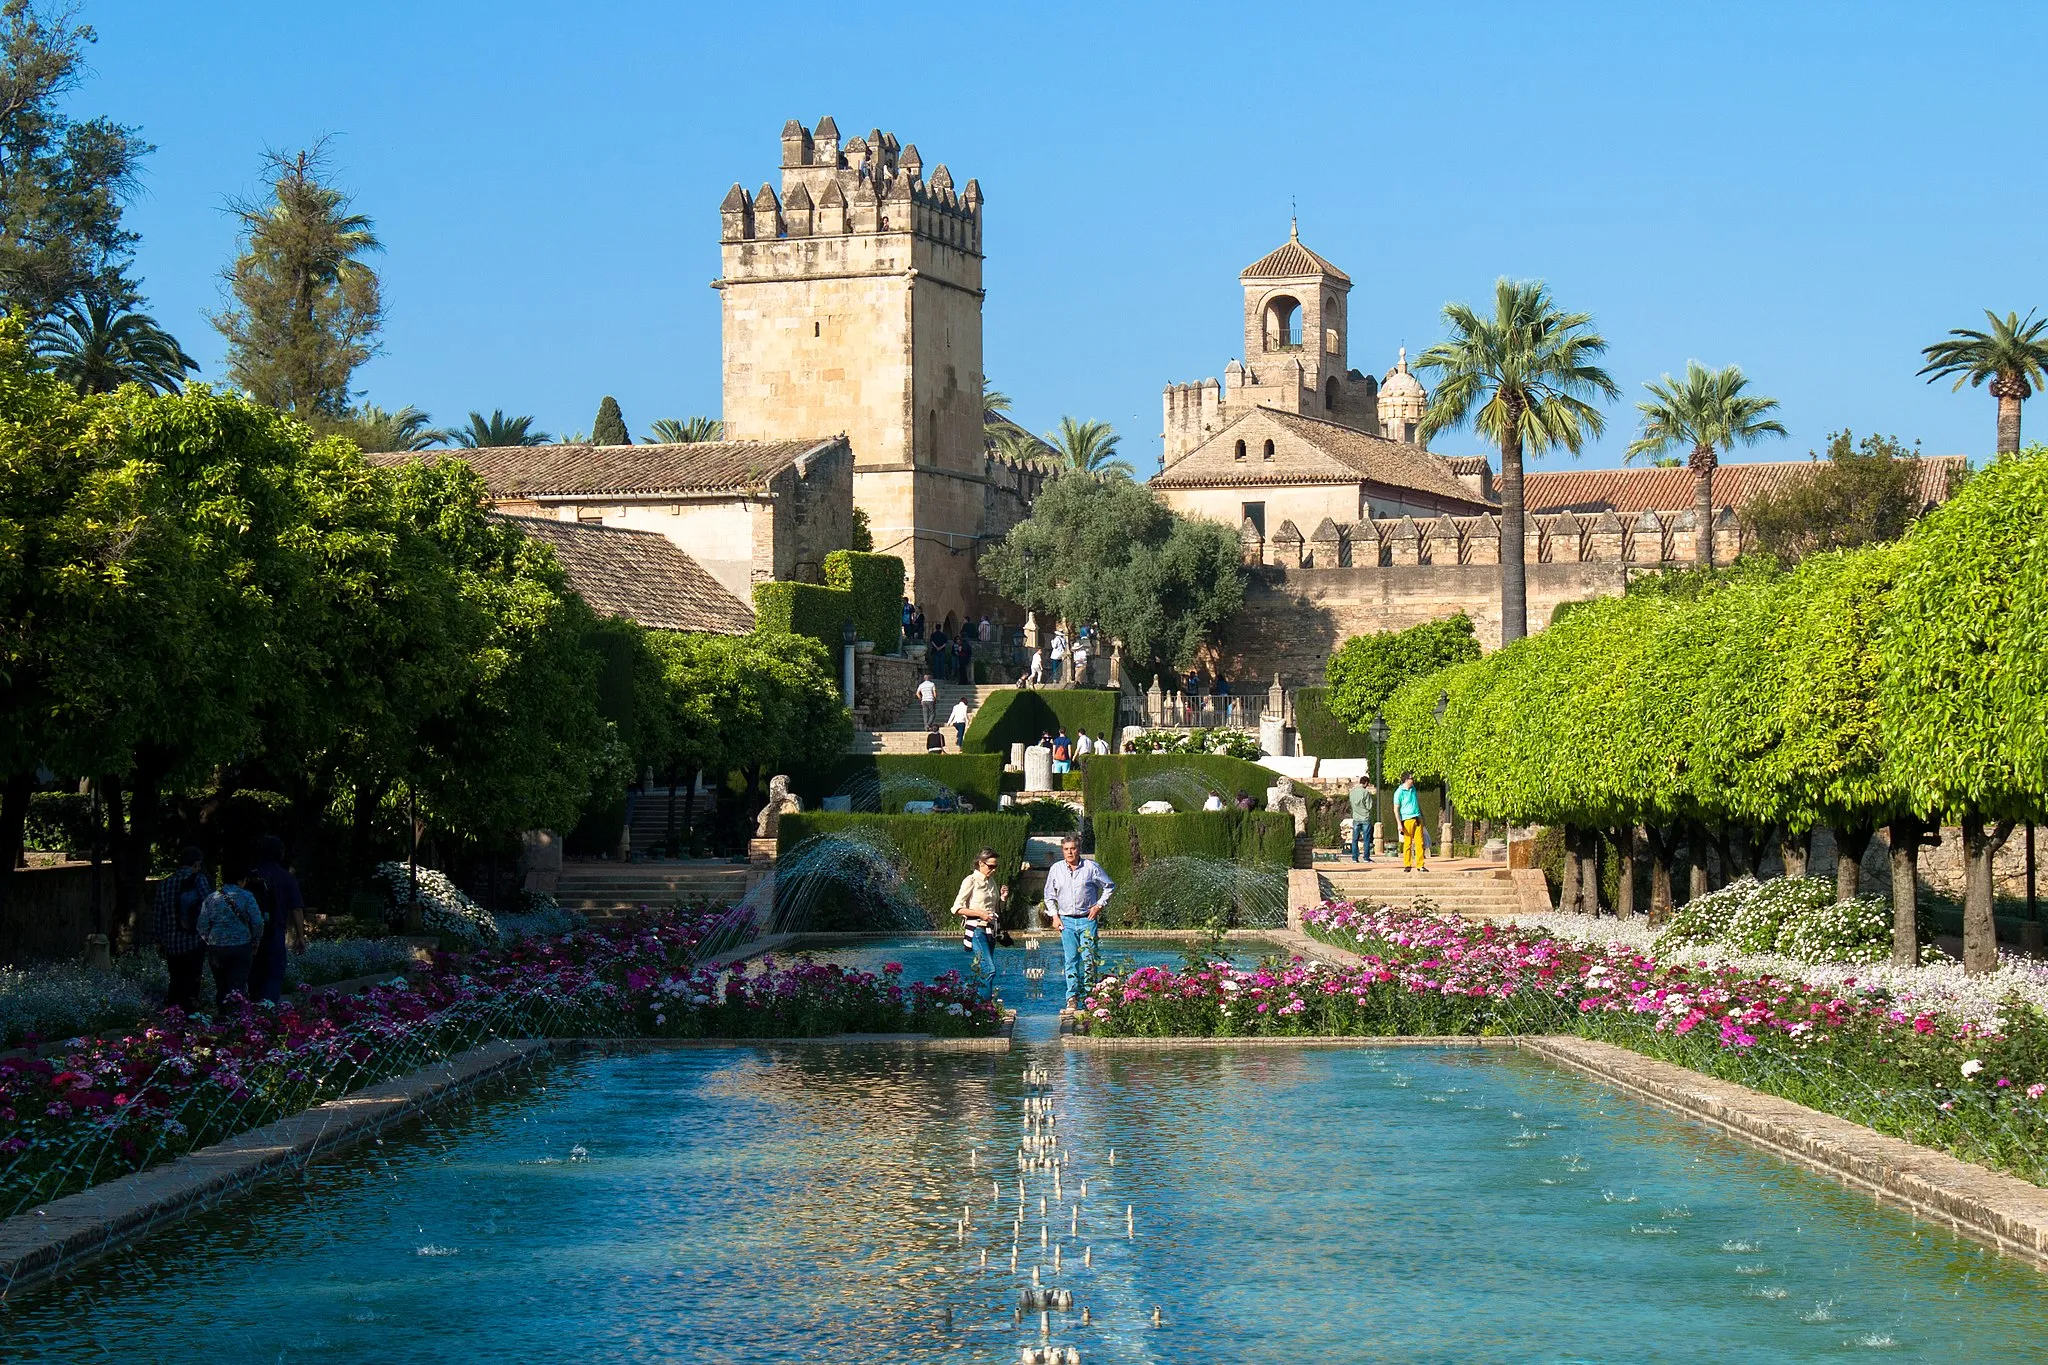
[1380,346,1426,399]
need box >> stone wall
[766,438,854,585]
[1,863,114,962]
[856,652,921,728]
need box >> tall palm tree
[31,295,198,395]
[1625,361,1786,567]
[1044,417,1134,478]
[1918,309,2048,455]
[447,410,551,448]
[1416,279,1618,643]
[983,379,1014,447]
[647,416,724,443]
[993,426,1054,467]
[332,403,441,451]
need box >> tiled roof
[1441,455,1492,475]
[367,438,841,499]
[1240,233,1351,284]
[1522,456,1966,516]
[499,515,754,635]
[1151,407,1494,510]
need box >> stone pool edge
[0,1037,548,1301]
[1520,1035,2048,1275]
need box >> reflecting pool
[3,937,2044,1363]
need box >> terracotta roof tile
[1522,456,1966,516]
[1240,234,1351,284]
[1152,407,1493,511]
[498,515,754,635]
[367,438,841,499]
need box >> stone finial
[1587,510,1625,561]
[1386,515,1422,566]
[719,182,753,242]
[813,115,840,160]
[1548,510,1584,563]
[1272,519,1304,567]
[1462,516,1501,566]
[782,181,814,236]
[780,120,813,168]
[751,183,782,238]
[816,179,848,234]
[1309,516,1343,567]
[1239,517,1264,566]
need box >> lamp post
[841,618,858,710]
[1368,712,1390,856]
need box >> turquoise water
[3,937,2045,1362]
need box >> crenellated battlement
[720,116,982,251]
[1236,506,1745,570]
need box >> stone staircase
[850,682,1003,754]
[1317,861,1521,918]
[627,785,716,854]
[553,860,752,917]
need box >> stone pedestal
[1009,742,1027,770]
[748,837,778,867]
[1258,715,1287,756]
[1024,745,1053,792]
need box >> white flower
[946,1003,966,1016]
[690,994,711,1006]
[1096,976,1118,988]
[1961,1059,1984,1078]
[1220,979,1241,993]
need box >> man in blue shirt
[1043,835,1114,1012]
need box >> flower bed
[1079,900,2048,1185]
[1658,875,1892,963]
[0,910,998,1216]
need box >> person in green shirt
[1396,771,1427,872]
[1347,777,1377,863]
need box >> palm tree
[31,295,198,395]
[1043,417,1134,478]
[647,416,724,443]
[331,404,441,451]
[447,410,551,448]
[1416,279,1618,643]
[1625,361,1786,567]
[1918,309,2048,455]
[993,426,1054,467]
[983,379,1014,447]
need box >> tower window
[1325,378,1338,411]
[1262,439,1275,460]
[814,321,821,337]
[1263,296,1302,350]
[1233,439,1246,461]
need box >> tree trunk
[1614,825,1637,919]
[109,758,167,952]
[1961,817,2015,975]
[0,772,30,922]
[1887,816,1922,967]
[1833,822,1873,900]
[1780,826,1811,879]
[1498,415,1528,643]
[1643,825,1675,922]
[681,769,700,852]
[1557,824,1582,912]
[1996,390,2023,456]
[343,777,385,904]
[1686,820,1709,901]
[1690,444,1717,567]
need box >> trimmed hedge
[776,811,1029,930]
[1080,753,1276,813]
[796,754,1004,813]
[1292,686,1372,759]
[961,688,1121,755]
[1088,811,1295,928]
[753,581,856,653]
[823,549,905,655]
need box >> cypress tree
[592,395,629,445]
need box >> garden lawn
[0,912,998,1216]
[1081,900,2048,1186]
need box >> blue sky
[83,0,2043,473]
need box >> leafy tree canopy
[30,294,194,394]
[0,2,150,322]
[1323,615,1481,732]
[981,474,1243,670]
[592,395,629,446]
[211,144,382,417]
[1740,430,1929,565]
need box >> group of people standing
[950,834,1113,1011]
[1025,625,1091,689]
[902,600,993,685]
[1345,772,1431,870]
[149,836,307,1014]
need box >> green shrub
[752,581,856,653]
[795,754,1003,813]
[1088,810,1294,928]
[961,688,1120,755]
[1019,799,1081,835]
[23,792,92,852]
[1292,686,1372,759]
[1079,753,1275,814]
[1726,876,1834,953]
[1125,728,1262,760]
[823,550,905,655]
[776,811,1029,930]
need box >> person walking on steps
[1044,835,1113,1012]
[1348,776,1377,863]
[951,847,1009,1001]
[1397,772,1428,872]
[948,695,970,749]
[917,673,938,729]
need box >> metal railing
[1122,686,1295,732]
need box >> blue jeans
[1350,816,1374,862]
[967,924,996,1000]
[1060,916,1099,1006]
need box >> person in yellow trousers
[1396,771,1428,872]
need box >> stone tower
[1377,348,1430,446]
[716,117,988,626]
[1162,224,1383,468]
